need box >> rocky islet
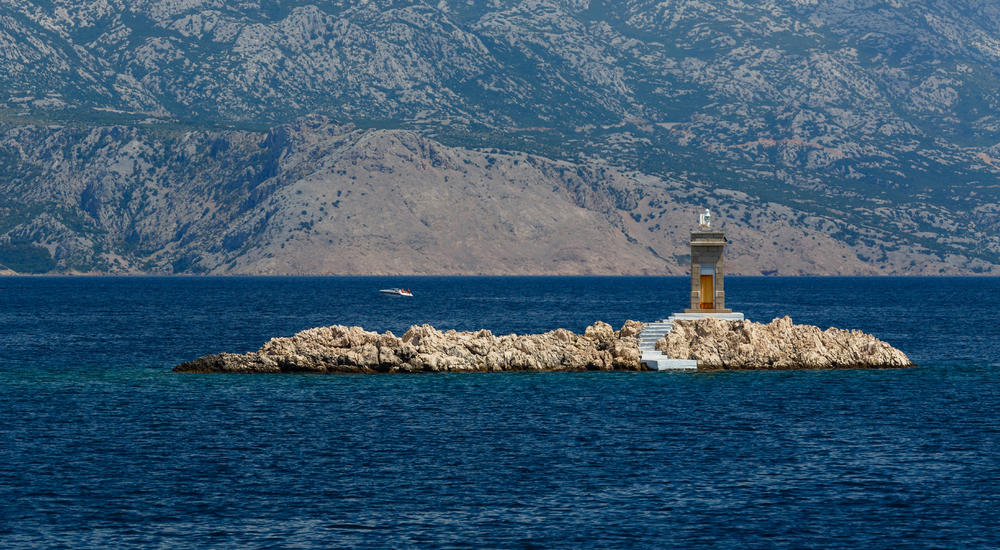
[174,317,913,373]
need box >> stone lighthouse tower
[637,208,743,370]
[684,209,731,313]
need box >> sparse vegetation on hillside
[0,1,998,274]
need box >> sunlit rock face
[174,315,913,374]
[658,316,914,370]
[174,320,646,373]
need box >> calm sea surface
[1,276,998,548]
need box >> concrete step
[638,321,675,359]
[640,351,697,370]
[639,320,693,370]
[639,323,674,342]
[669,312,745,322]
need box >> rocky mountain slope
[1,1,998,274]
[2,117,994,275]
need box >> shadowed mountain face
[0,1,998,274]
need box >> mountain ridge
[2,117,995,275]
[1,1,998,274]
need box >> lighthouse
[637,208,743,370]
[684,209,731,313]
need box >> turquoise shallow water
[1,276,998,548]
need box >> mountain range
[1,0,998,274]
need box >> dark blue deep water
[2,276,998,548]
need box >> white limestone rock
[657,316,914,370]
[174,320,645,374]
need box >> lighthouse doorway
[699,265,715,309]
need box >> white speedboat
[379,288,413,297]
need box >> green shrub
[0,242,55,273]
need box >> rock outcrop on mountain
[174,320,645,374]
[657,316,914,370]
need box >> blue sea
[1,276,998,548]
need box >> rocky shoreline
[658,316,914,370]
[174,317,913,373]
[174,321,644,374]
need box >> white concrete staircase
[639,312,746,371]
[639,318,697,371]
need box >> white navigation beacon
[699,208,711,228]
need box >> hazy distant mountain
[1,1,998,274]
[1,117,992,275]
